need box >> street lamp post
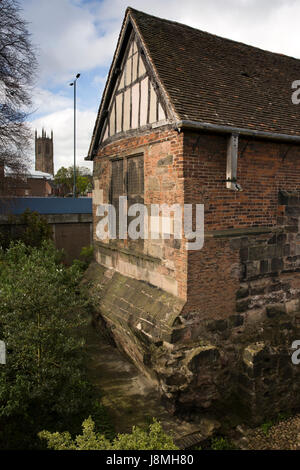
[70,73,80,198]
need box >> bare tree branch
[0,0,37,193]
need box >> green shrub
[0,240,96,448]
[211,436,236,450]
[72,245,94,271]
[261,421,273,436]
[39,417,178,450]
[18,209,52,247]
[0,209,53,251]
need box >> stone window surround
[109,152,144,203]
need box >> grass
[260,411,291,436]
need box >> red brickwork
[93,126,187,299]
[183,130,300,317]
[93,127,300,315]
[183,131,300,230]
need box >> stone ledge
[85,261,185,345]
[94,240,161,265]
[205,226,282,239]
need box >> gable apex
[87,8,177,160]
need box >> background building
[35,128,54,175]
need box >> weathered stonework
[87,182,300,425]
[85,259,300,425]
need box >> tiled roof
[129,8,300,136]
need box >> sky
[20,0,300,174]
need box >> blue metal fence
[0,197,92,215]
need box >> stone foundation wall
[85,259,300,425]
[170,307,300,424]
[83,261,185,380]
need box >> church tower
[35,129,54,175]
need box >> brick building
[86,8,300,423]
[0,126,54,197]
[1,170,53,197]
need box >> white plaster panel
[123,88,130,131]
[132,53,138,82]
[138,55,146,77]
[131,83,139,129]
[109,102,115,135]
[140,77,148,126]
[149,82,157,123]
[158,103,166,121]
[125,58,132,86]
[116,93,123,133]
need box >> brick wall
[183,130,300,319]
[93,127,300,313]
[27,178,52,197]
[183,131,300,230]
[53,222,92,264]
[93,126,187,299]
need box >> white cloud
[91,0,300,58]
[29,108,95,173]
[32,88,72,115]
[21,0,300,89]
[22,0,119,85]
[92,74,107,87]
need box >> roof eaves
[177,120,300,144]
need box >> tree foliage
[0,209,52,251]
[18,209,52,247]
[0,241,95,448]
[0,0,37,176]
[54,166,92,196]
[39,417,178,450]
[72,245,94,271]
